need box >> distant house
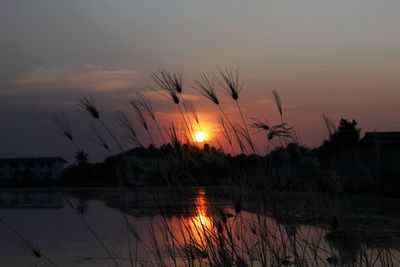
[361,132,400,144]
[360,131,400,172]
[105,147,166,182]
[0,157,66,180]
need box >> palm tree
[75,150,89,166]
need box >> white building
[0,157,66,180]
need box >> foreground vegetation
[1,67,399,266]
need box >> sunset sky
[1,0,399,162]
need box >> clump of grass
[38,66,400,267]
[193,72,247,153]
[151,69,196,144]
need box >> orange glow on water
[192,187,212,231]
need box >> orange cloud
[1,65,144,96]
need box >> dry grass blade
[181,243,208,260]
[193,72,220,105]
[0,217,57,267]
[86,126,110,151]
[214,66,243,101]
[272,90,283,118]
[116,111,137,138]
[167,123,182,151]
[218,117,233,147]
[133,92,167,144]
[130,99,155,145]
[233,123,255,152]
[116,111,142,147]
[322,113,337,137]
[186,101,200,125]
[130,100,148,131]
[78,96,100,119]
[133,92,156,121]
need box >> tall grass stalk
[130,98,155,146]
[215,66,255,153]
[133,92,166,144]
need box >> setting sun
[194,131,206,142]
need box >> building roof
[105,147,164,163]
[0,157,67,164]
[362,132,400,143]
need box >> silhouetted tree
[75,150,89,166]
[317,118,361,163]
[330,119,361,148]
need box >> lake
[1,187,400,266]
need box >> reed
[130,98,155,146]
[35,67,400,267]
[133,92,167,144]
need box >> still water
[0,187,399,266]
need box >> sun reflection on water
[192,187,212,231]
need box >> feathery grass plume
[194,71,246,153]
[78,95,125,152]
[252,120,293,150]
[193,73,220,105]
[151,69,195,144]
[86,126,110,151]
[116,111,142,148]
[251,119,269,132]
[78,96,100,119]
[50,113,80,151]
[151,69,181,104]
[130,99,154,145]
[267,122,293,141]
[322,113,337,137]
[50,113,73,141]
[214,66,242,101]
[214,66,255,152]
[272,89,283,119]
[133,92,166,144]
